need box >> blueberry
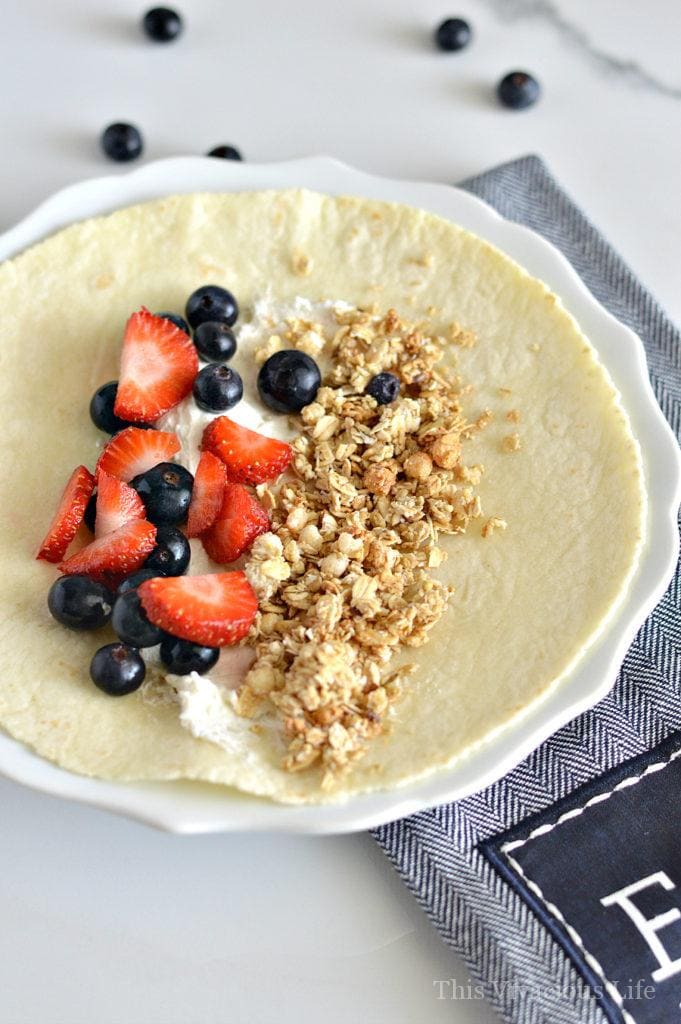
[497,71,541,110]
[155,311,190,335]
[111,590,165,647]
[193,364,243,412]
[47,575,114,630]
[84,492,97,533]
[160,636,220,676]
[142,6,183,42]
[207,145,242,161]
[257,350,321,414]
[101,122,143,163]
[131,462,194,526]
[90,643,146,696]
[193,320,237,362]
[365,372,401,405]
[435,17,471,52]
[144,525,191,576]
[186,285,238,329]
[90,381,132,434]
[116,568,166,596]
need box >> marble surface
[1,1,679,1022]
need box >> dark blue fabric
[482,729,681,1024]
[373,155,681,1024]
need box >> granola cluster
[235,305,492,787]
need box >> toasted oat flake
[238,304,485,782]
[501,432,522,453]
[482,516,508,538]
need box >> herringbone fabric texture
[373,155,681,1024]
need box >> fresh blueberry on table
[497,71,541,109]
[193,364,243,412]
[155,311,191,335]
[193,321,237,362]
[90,642,146,696]
[257,350,322,413]
[144,525,191,576]
[116,568,165,596]
[111,589,165,647]
[83,492,97,533]
[100,122,144,162]
[207,145,242,161]
[142,6,183,42]
[365,372,401,405]
[131,462,194,526]
[47,575,114,630]
[434,17,471,52]
[160,636,220,675]
[186,285,239,329]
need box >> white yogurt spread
[146,296,347,751]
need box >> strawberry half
[96,426,180,483]
[113,308,199,424]
[37,465,95,563]
[95,470,146,538]
[138,571,258,647]
[60,520,157,579]
[186,451,227,538]
[201,416,292,485]
[201,483,270,564]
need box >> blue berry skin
[116,568,166,596]
[193,364,243,412]
[186,285,238,329]
[111,590,165,647]
[47,575,114,630]
[193,320,237,362]
[160,636,220,676]
[90,381,132,434]
[84,492,97,533]
[257,350,321,413]
[497,71,541,109]
[207,145,242,161]
[101,123,143,162]
[155,311,190,335]
[144,525,191,576]
[131,463,194,526]
[142,7,183,41]
[365,372,401,405]
[90,643,146,696]
[435,17,471,51]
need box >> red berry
[60,520,157,579]
[95,471,145,538]
[114,308,198,423]
[201,483,270,564]
[186,451,227,538]
[138,571,258,646]
[201,416,292,485]
[37,465,95,563]
[96,426,180,483]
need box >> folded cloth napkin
[373,154,681,1024]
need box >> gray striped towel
[373,154,681,1024]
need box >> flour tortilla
[0,190,644,803]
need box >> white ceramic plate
[1,156,679,833]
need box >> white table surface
[2,1,680,1022]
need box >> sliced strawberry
[201,416,293,485]
[201,483,270,564]
[37,465,95,563]
[94,470,146,538]
[113,308,199,424]
[96,426,180,483]
[186,451,227,538]
[60,520,157,579]
[138,571,258,646]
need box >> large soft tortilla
[0,190,644,803]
